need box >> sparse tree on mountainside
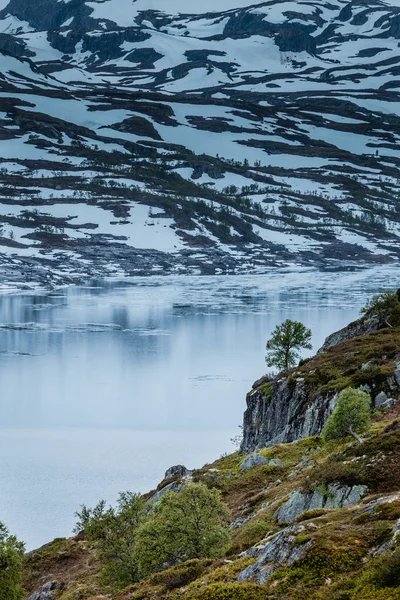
[265,319,312,371]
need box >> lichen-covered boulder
[274,484,368,523]
[375,391,395,410]
[240,453,268,470]
[28,581,64,600]
[238,524,312,583]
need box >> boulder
[375,391,395,410]
[238,524,312,583]
[240,453,268,470]
[274,484,368,523]
[28,582,64,600]
[267,458,285,468]
[164,464,192,479]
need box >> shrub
[370,548,400,588]
[322,388,372,444]
[148,559,212,590]
[0,523,25,600]
[135,483,231,576]
[361,290,400,327]
[186,582,267,600]
[74,492,147,588]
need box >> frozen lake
[1,266,400,550]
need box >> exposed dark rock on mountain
[241,377,337,452]
[0,0,400,286]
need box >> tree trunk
[348,427,364,445]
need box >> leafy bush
[361,290,400,326]
[75,484,231,588]
[322,388,371,444]
[135,483,231,576]
[0,523,25,600]
[74,492,147,588]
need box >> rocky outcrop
[164,464,192,479]
[239,453,268,470]
[148,481,181,505]
[238,524,313,583]
[240,453,285,470]
[241,378,337,453]
[28,582,64,600]
[274,484,368,523]
[318,314,383,353]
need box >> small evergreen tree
[265,319,312,371]
[0,523,25,600]
[74,492,146,588]
[135,483,231,576]
[322,388,372,445]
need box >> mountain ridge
[0,0,400,288]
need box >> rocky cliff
[242,315,400,453]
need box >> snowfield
[0,0,399,287]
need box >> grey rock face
[148,481,180,505]
[164,464,192,479]
[395,361,400,386]
[241,378,337,453]
[28,582,64,600]
[275,484,368,523]
[375,391,395,410]
[240,453,268,470]
[318,315,382,354]
[267,458,285,468]
[238,524,312,583]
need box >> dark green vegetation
[361,289,400,328]
[265,319,313,371]
[73,484,230,590]
[0,523,25,600]
[322,388,372,444]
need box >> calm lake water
[1,266,400,550]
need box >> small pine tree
[322,388,372,445]
[265,319,312,371]
[0,523,25,600]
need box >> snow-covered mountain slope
[0,0,399,287]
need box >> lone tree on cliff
[322,387,372,445]
[265,319,312,371]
